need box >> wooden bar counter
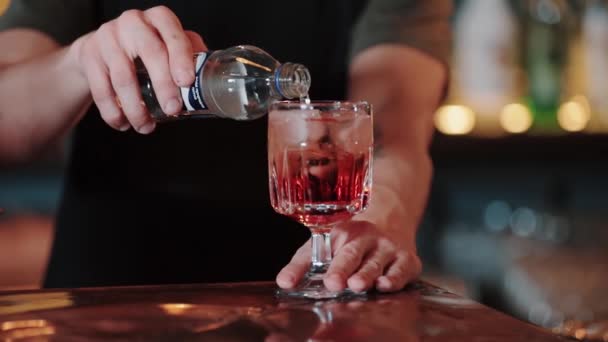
[0,280,567,341]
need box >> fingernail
[164,97,182,115]
[138,122,156,134]
[349,276,366,290]
[376,277,392,290]
[325,274,343,291]
[277,273,295,288]
[278,278,294,289]
[119,123,131,132]
[176,68,194,86]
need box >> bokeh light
[434,105,476,135]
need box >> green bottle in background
[523,0,574,132]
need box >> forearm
[348,44,447,250]
[357,150,433,249]
[0,30,91,162]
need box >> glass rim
[270,100,371,113]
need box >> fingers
[347,240,395,292]
[82,49,129,131]
[376,251,421,293]
[79,6,204,132]
[143,6,196,86]
[97,22,154,134]
[324,237,374,292]
[117,10,182,119]
[326,219,420,293]
[276,241,311,289]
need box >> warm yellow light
[1,319,48,331]
[434,105,475,135]
[0,0,11,17]
[500,103,533,133]
[1,320,55,340]
[0,292,72,315]
[558,101,590,132]
[571,95,591,115]
[1,326,55,340]
[159,303,194,315]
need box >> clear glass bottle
[452,0,521,135]
[137,45,311,121]
[582,0,608,131]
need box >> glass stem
[310,230,332,274]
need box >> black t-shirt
[0,0,451,288]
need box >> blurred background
[1,0,607,340]
[418,0,608,340]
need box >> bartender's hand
[70,5,207,133]
[276,219,422,293]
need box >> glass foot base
[275,273,366,300]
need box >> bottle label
[181,52,210,111]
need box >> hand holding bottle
[70,5,206,134]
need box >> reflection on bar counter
[439,0,608,137]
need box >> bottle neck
[273,63,311,99]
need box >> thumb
[276,240,311,289]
